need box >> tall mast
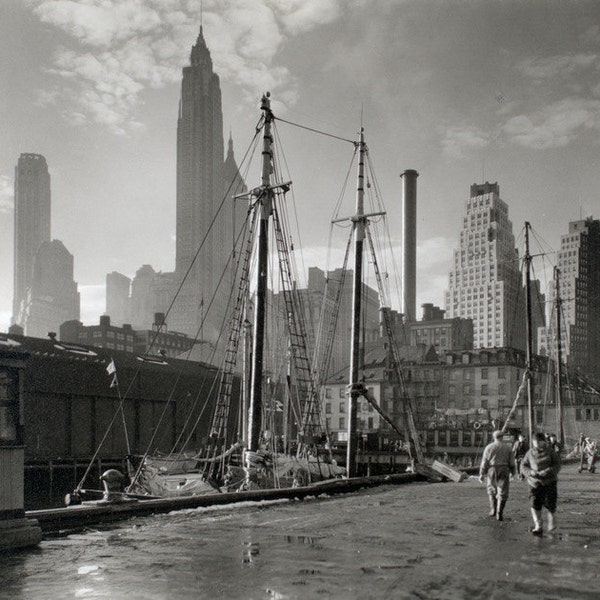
[346,128,366,477]
[524,222,535,442]
[554,266,564,447]
[247,92,274,452]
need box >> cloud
[441,125,490,159]
[30,0,346,133]
[580,25,600,45]
[270,0,342,36]
[0,176,13,214]
[416,237,454,311]
[502,98,600,149]
[516,54,598,82]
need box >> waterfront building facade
[409,303,473,355]
[0,330,232,509]
[60,313,194,358]
[12,154,51,327]
[60,315,135,353]
[322,340,440,443]
[445,182,525,350]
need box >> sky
[1,0,600,333]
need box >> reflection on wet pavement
[0,465,598,599]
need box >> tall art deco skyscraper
[12,154,51,326]
[445,182,525,350]
[555,217,600,379]
[171,27,226,340]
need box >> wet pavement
[0,463,598,599]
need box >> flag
[106,359,116,375]
[110,374,118,389]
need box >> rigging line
[142,199,258,464]
[364,148,386,215]
[151,206,256,455]
[529,223,557,257]
[169,210,251,452]
[271,123,304,290]
[275,115,357,146]
[332,145,359,221]
[125,124,264,459]
[529,261,549,330]
[272,122,314,310]
[84,176,260,489]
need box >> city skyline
[2,1,600,332]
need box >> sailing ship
[67,93,368,506]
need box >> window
[325,388,332,399]
[339,402,346,413]
[481,368,488,379]
[325,403,331,414]
[339,388,345,398]
[339,417,346,429]
[481,384,488,395]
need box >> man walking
[512,433,529,479]
[521,431,561,535]
[479,430,516,521]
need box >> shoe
[530,526,543,536]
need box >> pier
[1,463,597,598]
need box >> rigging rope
[275,116,357,146]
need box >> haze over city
[2,0,599,332]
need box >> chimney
[401,169,418,322]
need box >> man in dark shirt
[479,430,516,521]
[521,431,561,535]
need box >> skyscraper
[12,153,51,326]
[555,217,600,379]
[445,182,525,350]
[172,27,226,340]
[108,27,246,347]
[106,271,131,326]
[23,240,80,338]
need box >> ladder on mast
[207,207,259,455]
[272,203,323,440]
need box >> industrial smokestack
[400,169,418,322]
